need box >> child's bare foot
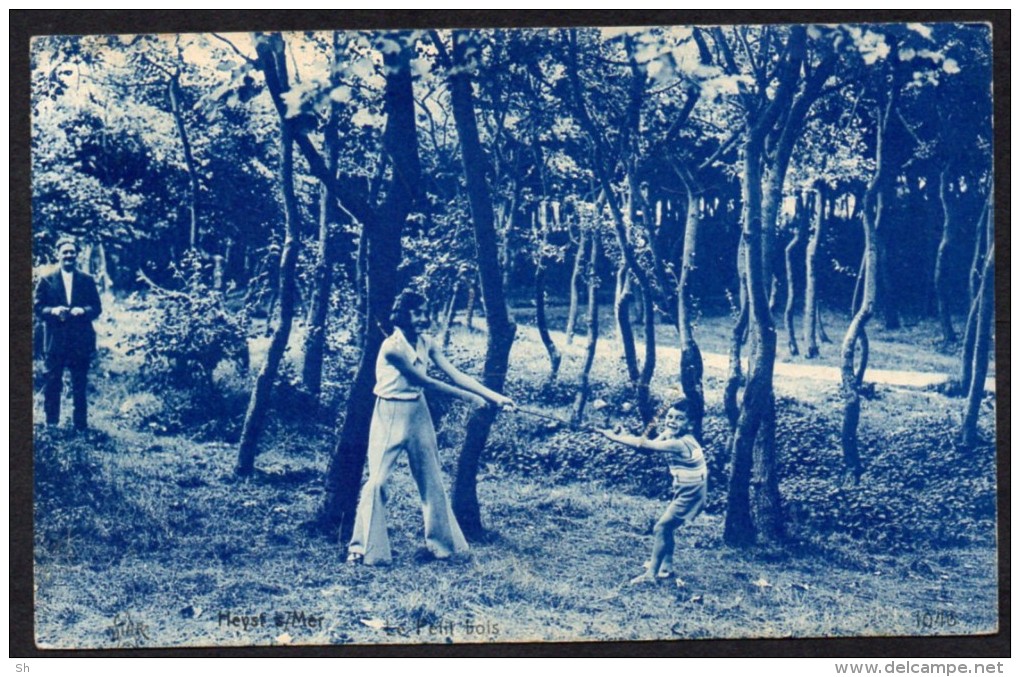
[629,572,658,585]
[642,560,674,578]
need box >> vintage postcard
[22,13,1003,652]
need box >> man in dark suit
[34,236,103,430]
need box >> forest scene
[28,21,999,648]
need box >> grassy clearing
[32,423,999,648]
[33,300,998,648]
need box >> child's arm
[386,346,487,408]
[598,428,694,456]
[428,341,515,409]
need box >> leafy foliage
[778,396,995,550]
[128,251,249,434]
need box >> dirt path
[535,325,997,394]
[696,350,997,392]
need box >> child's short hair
[390,289,427,331]
[666,399,692,417]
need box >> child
[347,289,514,566]
[598,400,707,585]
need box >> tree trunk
[934,168,958,346]
[960,241,994,446]
[566,29,658,423]
[751,389,782,542]
[168,72,200,251]
[724,253,749,432]
[968,195,990,303]
[816,298,831,343]
[573,233,601,425]
[840,75,897,483]
[723,25,805,549]
[564,228,588,345]
[840,196,881,483]
[784,194,807,356]
[319,37,421,542]
[464,280,477,331]
[440,277,464,349]
[876,225,901,330]
[953,193,993,396]
[629,176,658,426]
[677,169,705,440]
[442,30,518,541]
[534,204,562,379]
[301,33,343,398]
[236,85,301,475]
[850,248,866,317]
[953,292,981,397]
[496,199,514,294]
[615,264,639,384]
[637,267,657,426]
[301,183,337,397]
[768,275,781,318]
[93,239,115,293]
[804,188,824,358]
[725,142,781,548]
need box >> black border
[10,9,1010,659]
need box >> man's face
[58,244,79,272]
[662,407,690,437]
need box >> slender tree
[933,166,959,346]
[838,40,901,484]
[723,249,749,432]
[564,227,588,345]
[533,201,563,379]
[783,193,808,356]
[675,163,706,440]
[566,29,657,424]
[236,33,303,476]
[960,236,994,446]
[953,193,992,396]
[573,230,602,425]
[301,33,344,398]
[433,30,518,539]
[803,186,825,358]
[718,25,806,547]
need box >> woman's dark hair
[389,289,427,332]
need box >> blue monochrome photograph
[29,21,999,648]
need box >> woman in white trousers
[348,290,514,566]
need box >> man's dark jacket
[34,269,102,361]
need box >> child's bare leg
[631,519,676,585]
[650,519,676,575]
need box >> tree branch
[737,26,767,94]
[698,127,742,172]
[212,33,257,65]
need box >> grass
[33,425,998,647]
[32,298,999,648]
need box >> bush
[778,399,996,551]
[129,251,249,434]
